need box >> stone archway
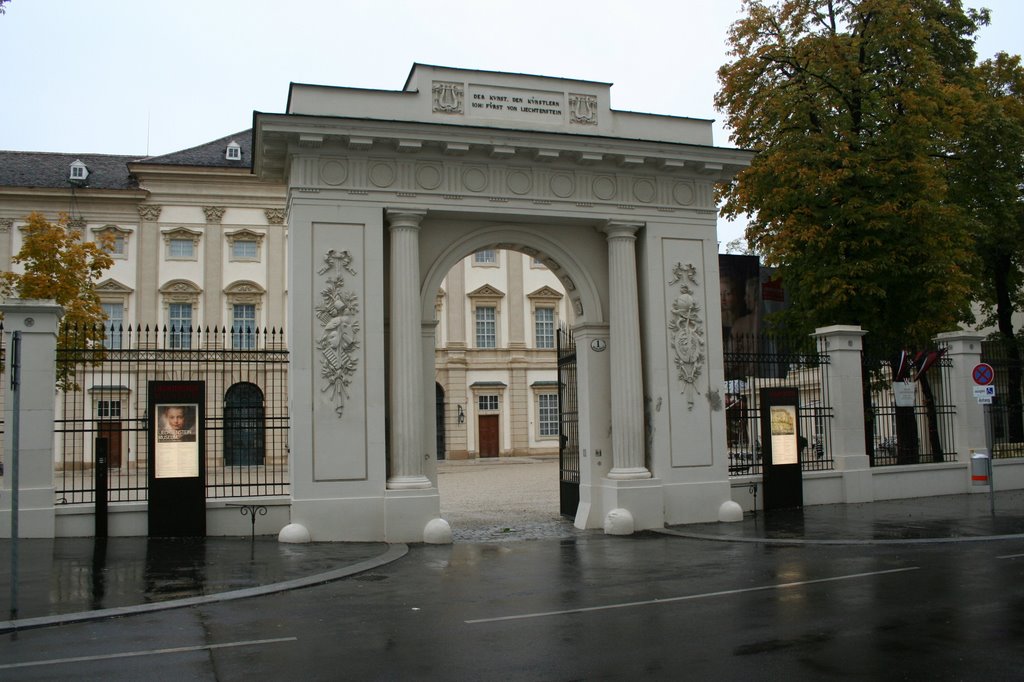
[255,64,752,542]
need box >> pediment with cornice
[96,278,134,294]
[527,286,563,301]
[467,284,505,299]
[161,227,203,244]
[159,279,202,295]
[224,280,266,296]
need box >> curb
[0,543,409,634]
[654,527,1024,546]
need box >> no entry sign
[972,363,994,386]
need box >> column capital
[385,209,428,230]
[813,325,866,351]
[935,330,985,355]
[600,220,644,240]
[137,204,163,222]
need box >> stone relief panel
[568,94,598,125]
[667,262,706,411]
[432,81,464,114]
[315,249,360,418]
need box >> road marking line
[465,567,920,624]
[0,636,297,670]
[997,553,1024,559]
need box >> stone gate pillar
[934,331,986,467]
[0,299,62,538]
[387,209,432,490]
[602,222,651,480]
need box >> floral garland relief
[667,262,706,410]
[316,250,360,417]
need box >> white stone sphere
[278,523,311,544]
[423,518,453,544]
[604,508,635,535]
[718,500,744,523]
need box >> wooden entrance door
[478,415,499,458]
[97,421,122,468]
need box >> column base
[0,486,56,538]
[597,477,664,532]
[386,475,432,490]
[385,488,441,543]
[607,466,652,480]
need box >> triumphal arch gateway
[253,65,752,542]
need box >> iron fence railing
[723,334,834,476]
[862,347,956,466]
[981,337,1024,460]
[53,323,289,504]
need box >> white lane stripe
[997,553,1024,559]
[466,567,920,624]
[0,636,297,670]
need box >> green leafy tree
[949,52,1024,437]
[0,212,114,387]
[715,0,986,354]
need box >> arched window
[224,382,265,466]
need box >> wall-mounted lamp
[457,405,465,424]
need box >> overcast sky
[1,0,1021,246]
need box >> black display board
[759,387,803,511]
[148,381,206,536]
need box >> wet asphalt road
[2,532,1023,680]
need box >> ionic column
[387,210,432,489]
[602,222,651,479]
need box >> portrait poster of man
[154,403,200,478]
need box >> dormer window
[225,142,242,161]
[69,159,89,182]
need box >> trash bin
[971,450,991,486]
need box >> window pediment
[527,285,563,302]
[160,279,202,304]
[468,284,505,299]
[96,278,134,295]
[161,227,202,243]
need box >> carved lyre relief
[316,250,360,417]
[667,262,705,410]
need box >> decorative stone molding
[432,81,464,114]
[203,206,226,224]
[138,205,162,221]
[0,218,13,232]
[264,208,286,225]
[224,280,266,307]
[315,249,360,418]
[92,224,133,258]
[568,94,598,125]
[67,217,86,230]
[667,262,706,410]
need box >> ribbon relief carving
[667,262,705,410]
[316,250,360,417]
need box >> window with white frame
[92,224,131,259]
[478,394,499,412]
[97,399,122,419]
[169,238,194,258]
[534,307,555,349]
[101,301,124,349]
[232,303,257,349]
[537,394,559,437]
[231,239,258,260]
[226,141,242,161]
[475,306,496,348]
[169,302,193,349]
[473,249,498,265]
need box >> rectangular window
[101,302,123,349]
[232,304,257,349]
[97,399,121,419]
[538,394,559,437]
[111,235,126,256]
[534,307,555,349]
[478,395,499,412]
[169,303,192,349]
[475,306,496,348]
[473,249,497,265]
[231,240,258,260]
[169,238,194,258]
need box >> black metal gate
[557,325,579,517]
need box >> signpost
[972,363,996,515]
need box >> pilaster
[136,204,162,323]
[203,206,225,329]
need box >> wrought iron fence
[981,337,1024,459]
[862,347,956,466]
[54,324,289,504]
[723,334,834,476]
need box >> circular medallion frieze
[369,162,397,188]
[633,179,656,203]
[672,181,695,206]
[550,173,575,198]
[462,167,488,192]
[592,175,616,201]
[320,160,349,186]
[416,164,443,190]
[506,170,532,195]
